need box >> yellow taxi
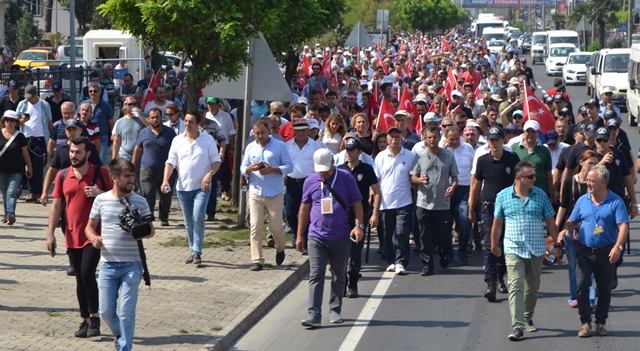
[13,49,58,70]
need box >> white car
[545,44,577,76]
[487,40,507,55]
[562,52,592,85]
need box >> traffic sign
[576,16,592,31]
[620,23,628,32]
[377,9,389,30]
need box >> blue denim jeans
[100,135,109,164]
[0,172,22,216]
[450,186,472,258]
[98,261,143,351]
[381,204,412,267]
[177,189,211,254]
[563,236,596,304]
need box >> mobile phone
[24,113,30,119]
[257,161,266,169]
[51,248,56,257]
[350,235,357,243]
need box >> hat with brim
[490,94,503,102]
[24,85,37,99]
[292,119,309,130]
[344,138,363,151]
[313,148,334,172]
[487,127,504,140]
[387,126,402,134]
[2,110,18,121]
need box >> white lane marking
[338,272,395,351]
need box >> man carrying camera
[86,158,154,351]
[46,136,112,338]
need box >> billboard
[463,0,552,7]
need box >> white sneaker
[395,264,407,275]
[386,264,396,272]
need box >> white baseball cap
[313,148,334,172]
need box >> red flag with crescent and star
[399,84,419,132]
[523,82,555,133]
[376,98,398,133]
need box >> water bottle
[242,185,248,194]
[133,110,140,118]
[547,254,555,265]
[163,185,171,194]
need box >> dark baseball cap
[584,98,599,107]
[64,118,85,129]
[487,127,504,140]
[52,82,62,92]
[595,127,610,141]
[545,130,559,145]
[603,109,617,120]
[344,137,363,150]
[544,95,554,104]
[559,107,570,115]
[606,118,619,129]
[504,124,522,134]
[553,93,565,103]
[577,105,587,115]
[583,121,598,137]
[7,80,18,90]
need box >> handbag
[0,130,19,157]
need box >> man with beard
[112,96,147,161]
[86,157,154,351]
[143,85,170,120]
[46,137,112,338]
[132,108,176,226]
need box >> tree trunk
[598,20,606,48]
[186,79,201,113]
[284,49,299,86]
[44,0,53,33]
[231,102,244,210]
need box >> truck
[586,48,631,108]
[530,31,547,65]
[546,30,580,52]
[473,16,505,38]
[482,27,506,45]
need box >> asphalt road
[227,62,640,351]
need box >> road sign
[620,23,629,33]
[345,21,375,48]
[377,9,389,30]
[576,16,592,31]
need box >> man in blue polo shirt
[132,107,175,226]
[560,164,629,338]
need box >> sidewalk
[0,199,308,351]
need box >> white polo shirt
[206,110,236,143]
[446,142,476,186]
[375,147,418,210]
[285,137,323,179]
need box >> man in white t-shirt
[206,97,236,200]
[143,85,171,121]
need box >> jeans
[139,167,174,222]
[381,204,412,267]
[0,172,22,216]
[307,236,351,317]
[505,254,543,329]
[177,189,211,255]
[416,207,452,270]
[248,191,286,264]
[481,207,506,280]
[99,261,143,351]
[69,245,100,318]
[27,137,46,195]
[100,135,109,165]
[206,173,219,218]
[450,186,472,258]
[563,236,596,304]
[577,247,616,325]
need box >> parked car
[56,45,84,62]
[518,34,532,53]
[487,40,507,55]
[13,49,58,70]
[161,52,192,71]
[562,52,592,85]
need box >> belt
[287,176,307,183]
[457,185,470,189]
[28,136,44,140]
[578,242,614,254]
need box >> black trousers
[68,244,101,318]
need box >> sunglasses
[88,90,99,93]
[165,112,176,117]
[125,103,136,106]
[441,124,454,128]
[521,174,536,179]
[271,111,284,115]
[513,115,523,119]
[595,139,609,142]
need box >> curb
[203,259,310,351]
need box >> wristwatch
[355,224,365,230]
[553,244,562,249]
[618,245,624,251]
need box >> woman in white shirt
[322,113,347,155]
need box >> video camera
[118,197,153,240]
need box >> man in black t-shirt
[337,138,381,298]
[469,127,520,302]
[0,80,23,117]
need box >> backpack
[58,164,106,233]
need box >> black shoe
[87,317,100,337]
[508,327,524,341]
[74,320,89,338]
[440,255,449,269]
[250,263,263,271]
[420,267,434,276]
[497,279,508,294]
[160,221,169,227]
[484,284,497,302]
[206,215,215,222]
[347,287,359,298]
[193,253,202,265]
[276,250,285,265]
[67,265,76,276]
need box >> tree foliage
[394,0,467,32]
[341,0,396,33]
[59,0,105,35]
[551,12,566,30]
[3,3,24,51]
[583,0,620,48]
[16,6,43,54]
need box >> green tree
[16,6,42,53]
[394,0,466,32]
[342,0,396,33]
[59,0,102,35]
[551,12,566,30]
[584,0,620,47]
[3,3,24,51]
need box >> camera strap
[137,240,151,288]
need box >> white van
[626,44,640,128]
[588,48,630,109]
[531,31,547,65]
[545,44,577,76]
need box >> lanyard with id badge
[320,172,338,214]
[592,201,604,236]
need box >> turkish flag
[320,85,327,103]
[302,54,312,76]
[367,94,378,133]
[330,70,339,92]
[372,81,381,107]
[523,83,556,133]
[376,98,397,133]
[322,55,331,77]
[442,39,451,53]
[142,71,162,105]
[399,84,419,132]
[444,67,456,101]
